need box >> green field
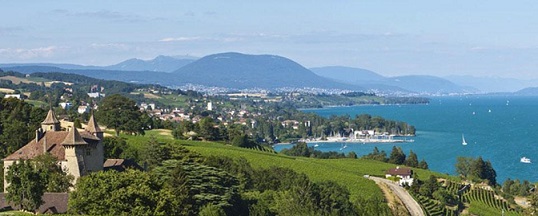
[120,129,451,204]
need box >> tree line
[362,146,429,169]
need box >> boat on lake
[462,134,467,145]
[521,157,531,164]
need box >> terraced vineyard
[416,195,456,216]
[463,188,521,216]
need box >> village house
[385,166,414,186]
[77,105,90,114]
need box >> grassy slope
[121,129,450,203]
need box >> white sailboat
[462,134,467,145]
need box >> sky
[1,1,538,79]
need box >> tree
[197,117,218,141]
[419,175,439,198]
[528,192,538,215]
[362,147,387,162]
[455,157,473,178]
[5,160,45,213]
[73,118,82,129]
[347,151,358,159]
[103,137,128,159]
[144,136,166,170]
[69,169,161,215]
[33,153,73,192]
[404,150,419,167]
[419,159,429,170]
[388,146,406,165]
[96,94,144,136]
[280,142,313,157]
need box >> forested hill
[172,52,363,90]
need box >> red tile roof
[42,109,60,124]
[386,167,412,176]
[3,130,99,161]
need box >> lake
[274,95,538,183]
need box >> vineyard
[414,181,523,216]
[463,188,520,216]
[416,195,456,216]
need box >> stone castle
[3,108,104,191]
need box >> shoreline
[301,138,414,144]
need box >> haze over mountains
[1,52,537,94]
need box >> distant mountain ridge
[2,52,520,94]
[172,52,362,90]
[311,66,477,94]
[0,55,196,73]
[106,55,195,72]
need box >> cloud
[0,46,62,59]
[51,9,160,23]
[90,43,129,50]
[158,33,287,43]
[159,37,202,42]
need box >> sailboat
[462,134,467,145]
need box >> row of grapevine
[416,195,455,216]
[445,181,469,195]
[462,188,521,215]
[247,145,277,153]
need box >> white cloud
[0,46,62,59]
[90,43,129,50]
[159,37,202,42]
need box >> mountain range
[1,52,536,94]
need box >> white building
[385,166,414,186]
[207,101,213,111]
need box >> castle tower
[41,108,60,132]
[84,113,104,172]
[86,113,103,140]
[61,127,88,179]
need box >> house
[385,166,414,186]
[0,193,68,214]
[3,94,22,99]
[87,92,105,98]
[3,108,104,191]
[104,159,143,172]
[77,105,90,114]
[59,102,72,110]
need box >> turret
[86,113,103,140]
[41,108,60,132]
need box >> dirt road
[369,176,425,216]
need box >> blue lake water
[274,95,538,183]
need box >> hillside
[311,66,475,94]
[173,52,363,90]
[310,66,386,82]
[1,66,173,86]
[514,87,538,95]
[120,130,446,208]
[385,75,473,94]
[0,55,195,73]
[105,55,195,72]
